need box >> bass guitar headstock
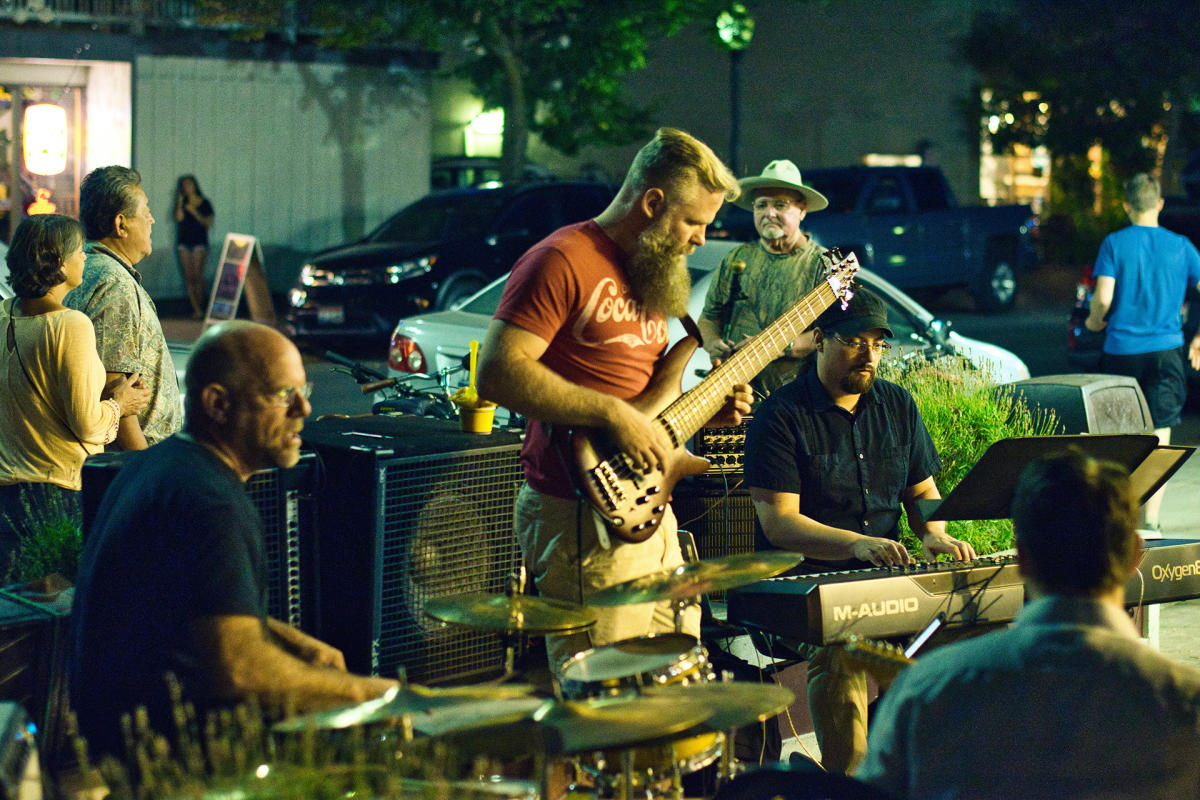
[821,248,860,311]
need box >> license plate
[317,305,344,324]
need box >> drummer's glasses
[830,334,891,356]
[263,382,314,407]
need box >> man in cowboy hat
[697,159,830,397]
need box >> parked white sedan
[385,241,1030,423]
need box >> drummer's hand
[851,535,913,567]
[273,620,348,670]
[303,638,348,670]
[921,531,977,562]
[706,382,753,428]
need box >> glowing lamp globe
[24,104,68,176]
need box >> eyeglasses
[752,198,803,213]
[830,333,891,355]
[262,382,314,407]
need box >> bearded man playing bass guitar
[476,128,754,667]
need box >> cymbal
[643,681,795,731]
[586,551,804,606]
[531,695,711,754]
[273,682,536,733]
[424,592,597,634]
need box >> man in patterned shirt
[66,166,181,449]
[698,159,829,398]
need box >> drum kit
[273,551,802,800]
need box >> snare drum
[559,634,723,782]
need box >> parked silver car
[385,241,1030,423]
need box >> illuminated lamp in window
[23,104,68,176]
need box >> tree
[964,0,1200,190]
[202,0,730,181]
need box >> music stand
[914,434,1191,522]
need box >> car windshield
[368,191,509,243]
[460,267,712,317]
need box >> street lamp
[716,3,755,173]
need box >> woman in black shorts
[174,174,215,319]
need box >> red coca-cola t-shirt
[494,220,670,497]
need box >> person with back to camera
[858,448,1200,799]
[0,214,149,567]
[1085,172,1200,531]
[174,174,215,320]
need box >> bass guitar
[563,249,859,543]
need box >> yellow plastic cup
[459,402,497,434]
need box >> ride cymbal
[586,551,803,606]
[425,592,597,635]
[643,681,795,731]
[273,682,536,732]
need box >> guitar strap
[678,313,704,346]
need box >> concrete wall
[133,55,432,297]
[514,0,992,202]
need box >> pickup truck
[712,165,1038,312]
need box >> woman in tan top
[0,214,149,570]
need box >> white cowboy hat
[735,159,829,212]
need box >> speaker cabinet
[1002,373,1154,435]
[301,416,525,685]
[672,480,757,561]
[81,451,320,632]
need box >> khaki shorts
[514,483,700,668]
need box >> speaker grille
[673,483,757,560]
[245,456,316,629]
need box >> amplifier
[671,481,756,561]
[301,415,525,685]
[691,416,751,479]
[81,451,320,632]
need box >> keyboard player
[742,289,976,774]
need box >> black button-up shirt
[744,367,940,572]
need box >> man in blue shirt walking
[1085,172,1200,529]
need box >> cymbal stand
[670,594,701,635]
[497,567,527,681]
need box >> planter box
[0,586,71,771]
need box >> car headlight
[299,264,332,286]
[385,255,437,284]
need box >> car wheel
[436,273,487,310]
[973,242,1018,313]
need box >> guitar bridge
[588,460,625,510]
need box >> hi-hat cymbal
[586,551,804,606]
[425,592,597,634]
[273,682,536,733]
[531,695,711,754]
[643,681,795,731]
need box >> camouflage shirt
[64,243,182,446]
[700,237,827,397]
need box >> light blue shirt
[858,596,1200,799]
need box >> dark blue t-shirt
[744,368,940,572]
[68,434,265,757]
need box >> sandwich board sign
[205,233,265,324]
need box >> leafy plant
[882,354,1060,558]
[4,489,83,585]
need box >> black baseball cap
[813,288,893,338]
